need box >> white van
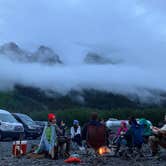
[0,109,24,140]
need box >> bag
[64,157,81,163]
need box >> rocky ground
[0,140,166,166]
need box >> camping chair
[86,124,107,152]
[116,125,145,159]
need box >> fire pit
[98,146,111,155]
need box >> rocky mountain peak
[0,42,23,55]
[0,42,62,64]
[33,45,62,64]
[84,52,113,64]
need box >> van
[0,109,24,140]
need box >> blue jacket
[130,122,144,146]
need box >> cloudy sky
[0,0,166,64]
[0,0,166,101]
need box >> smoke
[0,0,166,102]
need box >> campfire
[98,146,111,155]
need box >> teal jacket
[139,118,152,136]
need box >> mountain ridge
[0,42,62,65]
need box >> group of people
[34,113,84,158]
[112,115,166,156]
[34,112,166,159]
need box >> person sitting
[82,112,107,151]
[114,121,128,147]
[57,120,67,136]
[149,114,166,156]
[57,120,70,157]
[70,120,83,149]
[110,121,128,155]
[139,118,152,143]
[117,121,128,137]
[34,113,62,159]
[125,117,143,152]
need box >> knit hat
[73,120,79,125]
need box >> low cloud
[0,56,166,103]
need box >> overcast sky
[0,0,166,102]
[0,0,166,63]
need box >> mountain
[0,42,62,64]
[31,45,62,64]
[84,52,114,64]
[0,42,30,62]
[1,84,164,113]
[0,42,166,113]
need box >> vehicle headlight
[28,125,34,129]
[0,123,13,131]
[14,126,24,132]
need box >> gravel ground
[0,140,166,166]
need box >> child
[113,121,128,144]
[117,121,128,137]
[113,121,128,155]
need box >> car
[35,121,47,131]
[0,109,24,141]
[12,113,41,139]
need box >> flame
[98,146,111,155]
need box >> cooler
[12,140,27,156]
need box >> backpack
[86,124,107,150]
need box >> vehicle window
[18,114,35,125]
[15,117,21,123]
[0,113,18,123]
